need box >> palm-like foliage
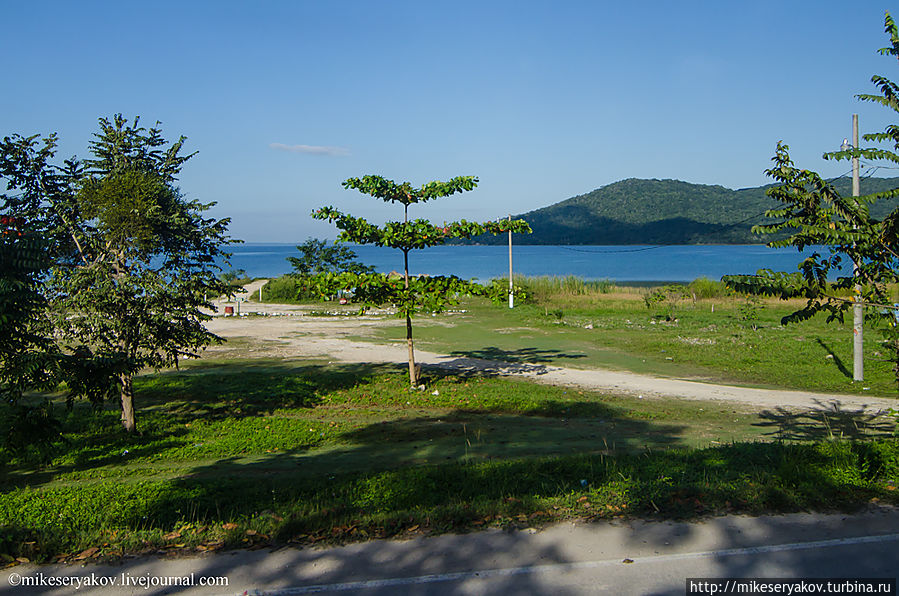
[724,13,899,387]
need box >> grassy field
[3,277,899,564]
[255,273,899,396]
[362,284,899,396]
[0,357,897,563]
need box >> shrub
[643,284,687,319]
[739,294,762,330]
[688,277,731,299]
[261,275,303,304]
[484,277,531,304]
[1,403,64,464]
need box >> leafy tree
[219,269,250,294]
[0,215,70,457]
[288,237,374,275]
[0,115,235,432]
[312,175,530,386]
[0,216,57,404]
[723,13,899,387]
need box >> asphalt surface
[2,507,898,595]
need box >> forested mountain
[467,177,899,245]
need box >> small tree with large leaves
[0,115,235,432]
[312,175,530,386]
[723,12,899,388]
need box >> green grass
[361,293,899,396]
[0,359,896,562]
[506,275,617,301]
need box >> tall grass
[494,275,735,304]
[495,275,616,302]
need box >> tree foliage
[0,216,58,403]
[0,115,235,432]
[288,237,374,275]
[312,175,530,386]
[723,13,899,386]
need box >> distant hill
[466,177,899,245]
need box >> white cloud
[269,143,350,156]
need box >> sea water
[225,243,837,283]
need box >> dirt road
[207,289,899,415]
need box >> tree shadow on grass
[753,399,897,442]
[145,405,688,526]
[2,359,635,491]
[439,346,587,376]
[0,404,687,569]
[9,361,899,592]
[8,439,899,594]
[43,434,896,594]
[816,339,852,380]
[136,361,399,422]
[0,361,400,490]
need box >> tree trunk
[402,245,418,386]
[120,373,137,433]
[894,336,899,391]
[406,312,417,387]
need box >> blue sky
[2,1,897,242]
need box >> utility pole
[850,114,864,381]
[508,214,514,308]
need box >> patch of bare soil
[204,290,899,416]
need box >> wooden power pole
[508,214,514,308]
[851,114,863,382]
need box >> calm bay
[228,243,834,283]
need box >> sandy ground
[207,280,899,416]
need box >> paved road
[2,508,898,595]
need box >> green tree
[0,216,57,403]
[0,115,236,432]
[288,238,374,275]
[723,12,899,387]
[313,175,530,386]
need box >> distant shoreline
[225,244,833,283]
[237,241,775,247]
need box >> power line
[825,169,854,182]
[559,245,664,254]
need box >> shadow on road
[433,346,588,376]
[753,399,896,442]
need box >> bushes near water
[687,277,731,299]
[488,275,616,304]
[258,273,734,307]
[260,274,303,303]
[260,274,327,304]
[492,276,730,305]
